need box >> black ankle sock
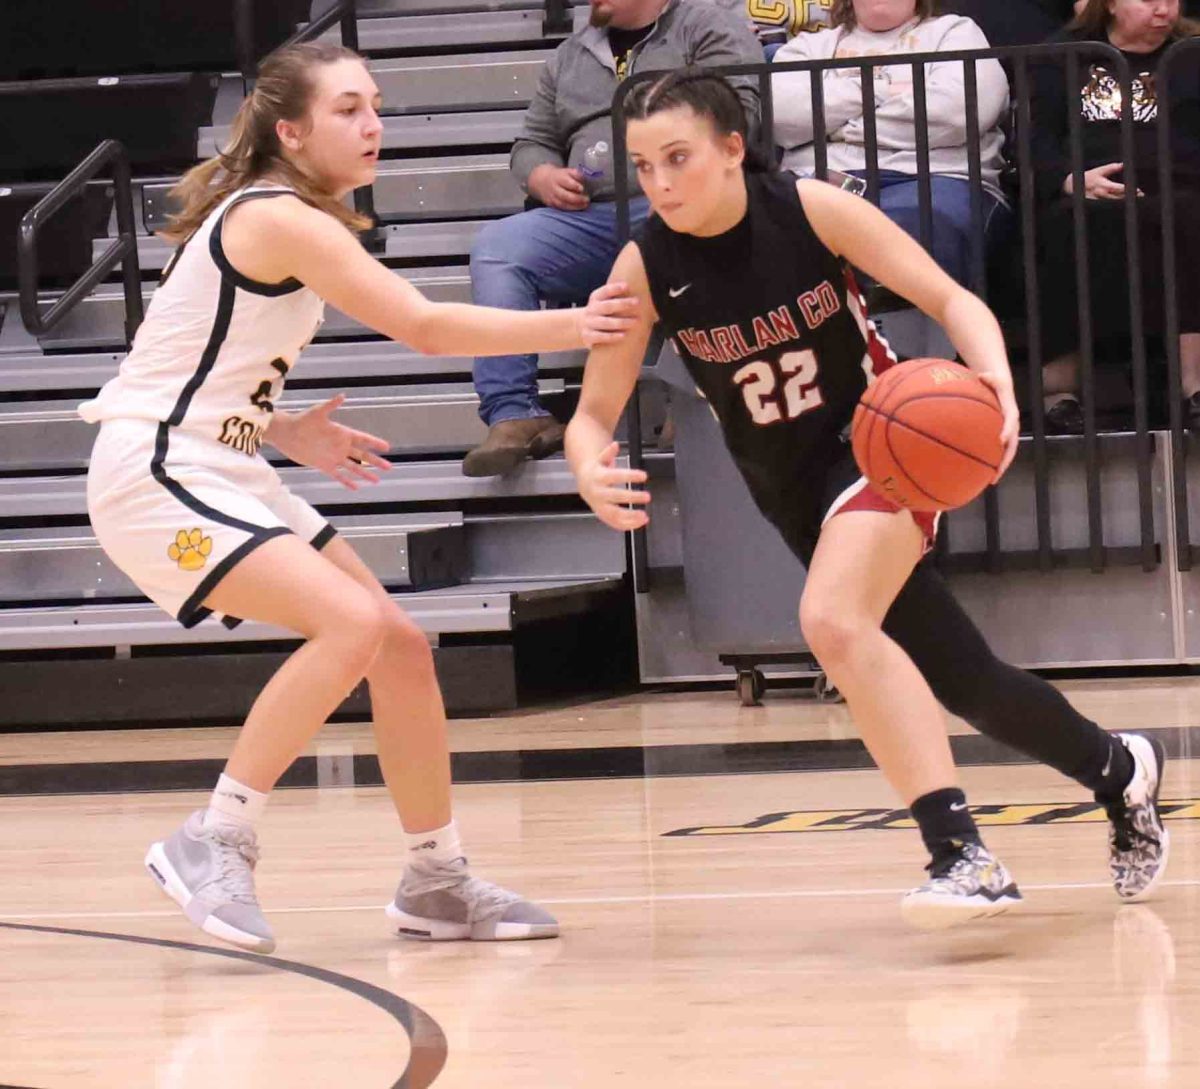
[910,788,983,858]
[1092,734,1135,803]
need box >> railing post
[1014,53,1053,571]
[543,0,572,36]
[611,77,649,593]
[1158,38,1195,573]
[17,140,143,346]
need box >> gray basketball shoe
[386,855,559,941]
[1106,733,1170,902]
[900,841,1022,930]
[145,810,275,953]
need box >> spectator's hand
[1063,162,1142,200]
[527,164,590,211]
[577,440,650,531]
[575,281,639,348]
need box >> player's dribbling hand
[577,282,639,347]
[977,371,1020,480]
[578,441,651,531]
[268,393,392,491]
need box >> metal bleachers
[0,0,633,719]
[321,8,586,53]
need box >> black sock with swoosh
[911,787,982,860]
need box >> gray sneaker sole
[145,841,276,954]
[385,901,559,941]
[899,887,1023,931]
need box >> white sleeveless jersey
[79,186,324,458]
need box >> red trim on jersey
[823,475,940,554]
[843,267,897,381]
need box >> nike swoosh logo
[949,802,968,812]
[668,284,691,298]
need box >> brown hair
[1070,0,1200,39]
[161,41,372,245]
[830,0,939,32]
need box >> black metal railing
[233,0,257,82]
[611,41,1163,579]
[1156,35,1200,573]
[543,0,574,36]
[17,140,143,346]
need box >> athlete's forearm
[939,290,1013,386]
[408,302,581,357]
[565,411,616,480]
[264,410,298,452]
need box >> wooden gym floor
[2,677,1199,1088]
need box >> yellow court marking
[665,799,1200,837]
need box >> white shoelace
[207,827,262,906]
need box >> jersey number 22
[733,349,824,426]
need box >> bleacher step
[0,456,606,519]
[0,576,622,650]
[0,380,569,469]
[0,513,468,603]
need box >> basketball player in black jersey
[565,69,1170,928]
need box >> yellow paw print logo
[168,528,213,572]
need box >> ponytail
[162,42,372,245]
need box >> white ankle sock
[203,774,268,833]
[405,820,463,867]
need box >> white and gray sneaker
[900,841,1022,931]
[1105,732,1170,902]
[145,811,275,954]
[386,855,559,941]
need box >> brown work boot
[461,416,565,478]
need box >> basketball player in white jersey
[80,42,638,953]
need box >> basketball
[851,359,1004,513]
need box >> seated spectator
[940,0,1077,49]
[1032,0,1200,434]
[711,0,836,58]
[464,0,762,477]
[770,0,1012,288]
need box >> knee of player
[377,604,435,671]
[799,598,870,668]
[327,591,391,666]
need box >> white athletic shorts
[86,418,335,628]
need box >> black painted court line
[1,723,1198,797]
[0,922,448,1089]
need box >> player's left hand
[977,371,1020,480]
[577,282,639,348]
[268,394,392,491]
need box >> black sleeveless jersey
[636,170,897,531]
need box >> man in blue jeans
[464,0,762,477]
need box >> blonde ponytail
[161,42,372,245]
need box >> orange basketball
[850,359,1004,513]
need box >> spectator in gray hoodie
[463,0,762,477]
[770,0,1011,286]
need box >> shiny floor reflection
[1,685,1199,1088]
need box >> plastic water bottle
[579,140,610,194]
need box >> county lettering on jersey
[635,170,896,518]
[79,186,325,459]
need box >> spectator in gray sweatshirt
[463,0,762,477]
[770,0,1011,286]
